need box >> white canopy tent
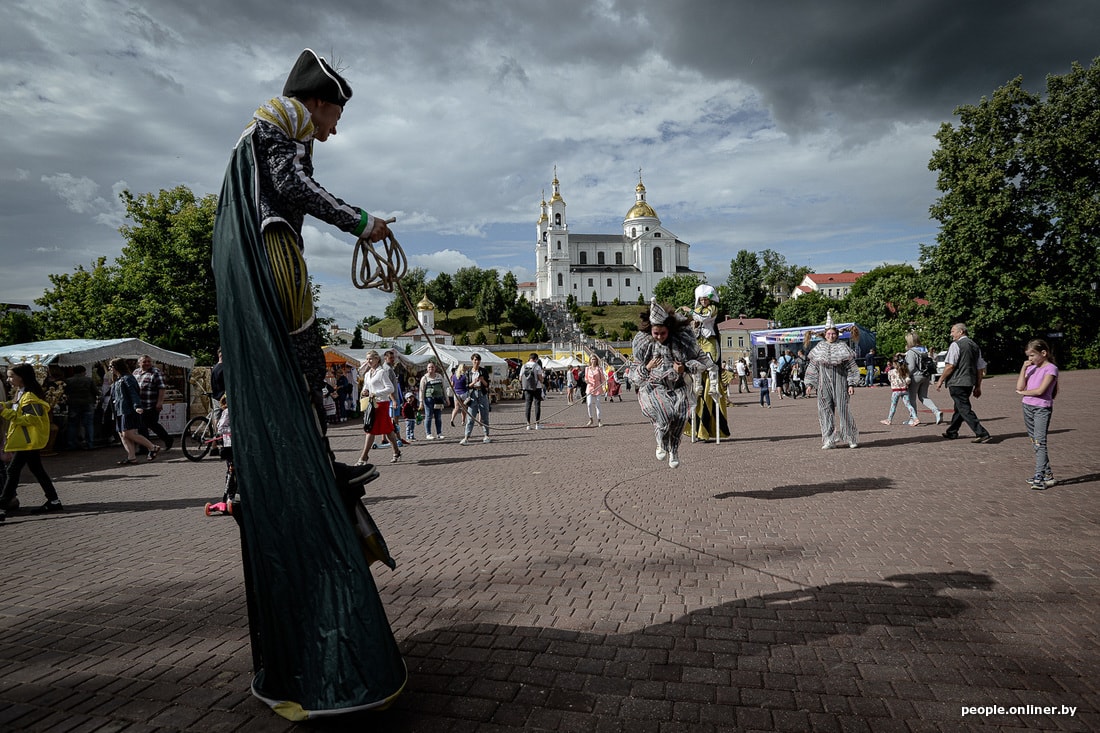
[0,338,194,369]
[409,344,507,371]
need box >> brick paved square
[0,371,1097,730]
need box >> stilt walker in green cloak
[211,48,406,720]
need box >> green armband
[353,210,370,237]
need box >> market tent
[324,346,434,371]
[0,338,194,369]
[539,357,565,370]
[410,344,507,371]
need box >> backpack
[916,350,935,378]
[521,364,540,391]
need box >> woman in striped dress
[803,316,861,449]
[629,300,719,469]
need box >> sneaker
[482,436,492,444]
[1028,477,1048,491]
[879,419,891,425]
[526,424,532,431]
[29,500,64,514]
[971,435,993,444]
[848,441,858,449]
[656,447,668,461]
[597,421,603,428]
[585,418,593,427]
[534,424,541,430]
[459,438,469,446]
[935,412,943,425]
[425,434,434,440]
[942,432,957,440]
[668,452,680,469]
[1042,472,1057,488]
[821,441,835,450]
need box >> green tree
[760,249,812,306]
[351,325,364,349]
[653,274,703,308]
[426,272,457,320]
[772,290,832,329]
[36,186,220,363]
[0,309,40,346]
[501,271,519,308]
[383,267,427,331]
[453,267,489,309]
[474,275,507,331]
[506,295,541,333]
[725,249,767,318]
[923,59,1100,367]
[841,265,926,356]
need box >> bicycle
[182,392,223,462]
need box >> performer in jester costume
[679,284,730,441]
[211,48,406,719]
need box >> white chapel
[533,173,700,304]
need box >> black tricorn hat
[283,48,352,106]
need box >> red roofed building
[790,272,866,300]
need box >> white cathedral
[532,173,701,304]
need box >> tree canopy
[653,274,704,308]
[35,186,220,363]
[922,59,1100,368]
[725,249,768,318]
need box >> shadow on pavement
[322,571,999,732]
[714,477,895,500]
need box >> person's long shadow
[714,477,894,500]
[320,571,995,731]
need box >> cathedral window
[606,278,612,286]
[556,241,561,250]
[557,273,563,287]
[625,278,631,287]
[597,252,605,265]
[615,252,623,265]
[631,227,637,237]
[543,232,547,242]
[579,252,587,265]
[653,247,663,272]
[587,278,593,286]
[653,232,661,237]
[555,213,562,226]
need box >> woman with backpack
[903,333,943,425]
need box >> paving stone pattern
[1,370,1097,732]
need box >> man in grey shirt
[936,323,992,443]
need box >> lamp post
[511,329,526,345]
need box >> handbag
[362,399,376,430]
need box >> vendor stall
[0,338,196,435]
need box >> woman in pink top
[584,355,607,427]
[1014,339,1059,490]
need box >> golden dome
[626,201,658,219]
[417,296,436,311]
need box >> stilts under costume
[211,49,406,719]
[630,300,720,467]
[803,312,861,449]
[683,284,730,441]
